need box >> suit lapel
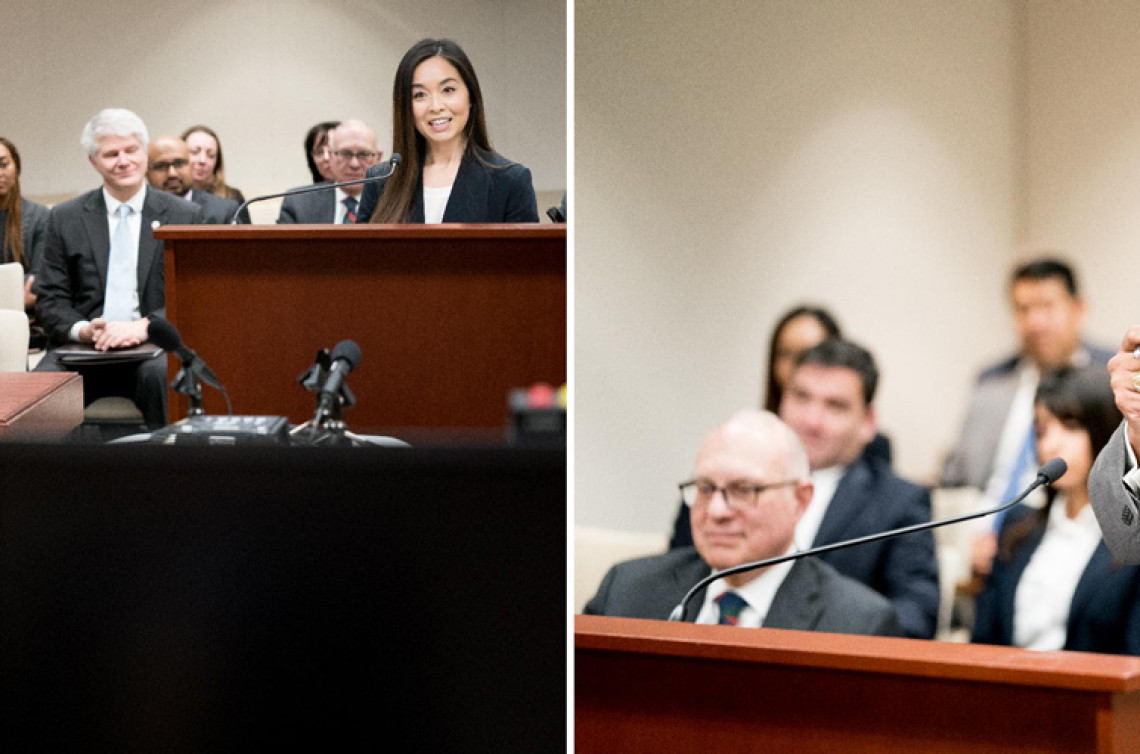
[138,188,164,291]
[765,559,822,630]
[82,190,111,287]
[1068,542,1109,632]
[813,461,870,547]
[674,554,712,623]
[441,153,488,223]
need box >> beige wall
[3,0,566,223]
[576,1,1024,533]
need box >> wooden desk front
[576,614,1140,753]
[158,224,565,431]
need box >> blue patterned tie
[717,591,748,626]
[343,196,358,224]
[103,204,136,321]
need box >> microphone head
[147,317,182,351]
[330,339,362,371]
[1037,457,1068,484]
[389,153,401,167]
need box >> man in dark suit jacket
[670,340,939,638]
[35,109,203,428]
[146,135,246,224]
[584,410,900,637]
[278,120,380,224]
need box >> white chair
[0,262,24,311]
[0,309,30,371]
[574,525,668,613]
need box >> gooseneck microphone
[147,317,228,415]
[229,154,401,224]
[666,457,1068,622]
[312,339,362,426]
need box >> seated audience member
[669,340,937,639]
[304,120,341,184]
[278,119,380,224]
[181,124,246,205]
[35,108,203,428]
[1088,327,1140,564]
[584,410,900,637]
[146,135,246,224]
[0,136,49,311]
[973,366,1140,654]
[358,38,538,224]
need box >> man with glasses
[277,120,381,224]
[146,136,245,224]
[584,410,900,636]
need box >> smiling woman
[358,38,539,224]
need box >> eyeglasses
[678,478,799,510]
[150,159,189,172]
[332,149,378,163]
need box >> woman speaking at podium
[358,38,538,224]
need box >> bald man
[584,410,900,637]
[146,136,244,224]
[277,119,381,224]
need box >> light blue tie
[103,204,136,321]
[994,422,1036,531]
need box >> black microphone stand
[170,365,205,417]
[667,459,1067,622]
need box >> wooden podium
[156,224,565,434]
[576,615,1140,753]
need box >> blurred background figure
[304,120,341,184]
[763,305,842,413]
[181,125,246,205]
[0,136,49,311]
[146,135,246,224]
[971,366,1140,655]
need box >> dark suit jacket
[972,503,1140,654]
[276,185,337,224]
[355,149,538,223]
[670,455,938,639]
[35,186,203,344]
[583,547,900,637]
[188,188,247,224]
[0,198,49,273]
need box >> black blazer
[356,149,538,223]
[973,504,1140,655]
[583,546,899,637]
[188,188,248,224]
[35,186,203,343]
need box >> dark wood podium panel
[0,372,83,441]
[576,615,1140,753]
[157,224,565,430]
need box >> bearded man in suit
[585,409,900,638]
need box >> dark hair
[304,120,341,183]
[370,38,493,223]
[180,124,240,201]
[0,137,24,266]
[999,365,1122,559]
[763,306,843,412]
[794,337,879,406]
[1011,257,1078,297]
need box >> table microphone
[667,457,1068,622]
[229,154,401,224]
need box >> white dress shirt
[423,185,452,224]
[795,465,844,550]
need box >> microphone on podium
[147,316,228,416]
[667,457,1068,622]
[229,154,401,224]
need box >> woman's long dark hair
[369,38,494,223]
[999,365,1122,559]
[762,305,842,412]
[304,120,340,183]
[0,137,25,266]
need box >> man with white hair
[35,108,203,429]
[584,410,900,636]
[277,119,381,224]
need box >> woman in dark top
[359,38,538,224]
[972,366,1140,655]
[0,136,49,311]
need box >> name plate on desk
[0,372,84,441]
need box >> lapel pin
[151,220,161,230]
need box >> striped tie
[716,591,748,626]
